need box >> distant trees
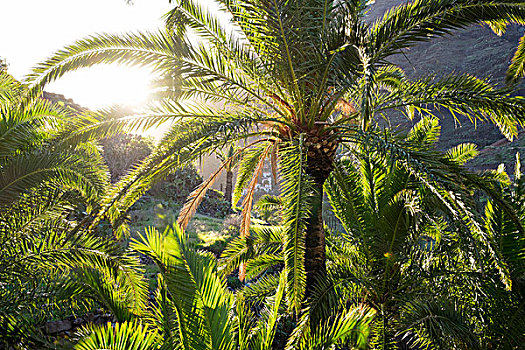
[101,134,154,182]
[215,144,242,205]
[0,58,6,72]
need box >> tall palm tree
[220,117,492,348]
[28,0,525,304]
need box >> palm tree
[221,117,491,348]
[0,71,147,347]
[28,0,525,304]
[215,143,242,204]
[324,118,487,348]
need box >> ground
[126,195,241,290]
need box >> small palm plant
[0,71,147,347]
[471,155,525,348]
[71,223,375,350]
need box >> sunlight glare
[46,65,155,110]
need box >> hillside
[368,1,525,163]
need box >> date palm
[28,0,525,307]
[220,117,494,348]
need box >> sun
[46,64,154,110]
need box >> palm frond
[239,143,272,242]
[252,270,287,350]
[371,0,525,63]
[233,142,272,205]
[132,224,235,350]
[507,33,525,83]
[279,135,313,314]
[289,305,375,350]
[75,320,161,350]
[26,30,188,99]
[399,300,481,350]
[177,161,228,230]
[378,74,525,140]
[445,143,478,166]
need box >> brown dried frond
[177,162,228,230]
[240,143,272,238]
[262,119,292,140]
[177,140,266,230]
[238,143,272,281]
[268,92,294,115]
[336,98,357,115]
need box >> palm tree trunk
[225,170,233,204]
[304,179,326,291]
[304,138,336,293]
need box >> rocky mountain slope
[368,0,525,162]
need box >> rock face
[42,91,86,112]
[367,1,524,152]
[44,320,72,334]
[43,309,114,337]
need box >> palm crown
[28,0,525,304]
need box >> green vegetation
[2,0,525,349]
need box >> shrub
[101,134,155,182]
[149,165,203,202]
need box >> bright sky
[0,0,174,109]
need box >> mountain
[367,0,524,164]
[42,91,86,112]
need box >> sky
[0,0,174,109]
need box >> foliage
[12,1,525,348]
[70,223,375,350]
[0,71,147,348]
[101,133,155,182]
[26,1,525,274]
[149,164,202,202]
[220,117,525,348]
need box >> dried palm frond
[238,143,272,280]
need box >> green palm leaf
[75,320,161,350]
[280,136,313,314]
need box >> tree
[0,58,7,72]
[28,0,525,304]
[221,117,493,348]
[101,133,155,182]
[215,143,242,205]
